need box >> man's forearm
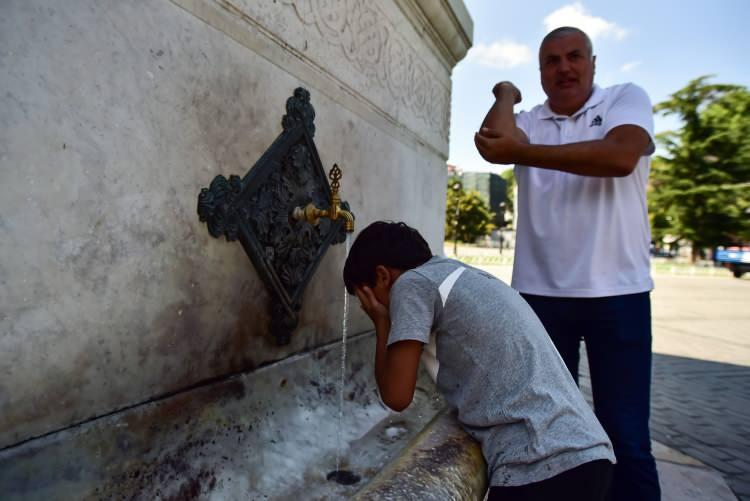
[481,90,517,136]
[515,124,650,177]
[476,124,650,177]
[516,140,635,177]
[480,84,528,144]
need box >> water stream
[334,234,353,476]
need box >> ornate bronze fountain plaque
[197,88,352,345]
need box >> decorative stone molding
[411,0,473,64]
[278,0,451,141]
[178,0,471,153]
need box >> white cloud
[466,40,534,69]
[543,3,628,41]
[620,61,642,72]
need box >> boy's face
[362,265,403,309]
[371,269,392,307]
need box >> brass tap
[292,164,354,232]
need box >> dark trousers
[488,459,612,501]
[521,292,661,501]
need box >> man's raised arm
[475,81,653,178]
[479,81,529,144]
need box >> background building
[452,171,509,227]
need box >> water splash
[335,234,353,473]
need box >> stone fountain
[0,87,485,500]
[0,0,479,498]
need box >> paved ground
[462,249,750,500]
[644,273,750,500]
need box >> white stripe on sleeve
[438,267,465,307]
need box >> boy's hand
[355,286,389,327]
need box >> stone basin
[0,332,485,500]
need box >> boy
[343,221,615,500]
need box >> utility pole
[451,174,462,257]
[498,201,506,255]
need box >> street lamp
[497,201,506,255]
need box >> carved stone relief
[214,0,451,143]
[278,0,450,140]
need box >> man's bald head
[540,27,593,62]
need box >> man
[474,27,660,500]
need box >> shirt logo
[590,115,602,127]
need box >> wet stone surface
[0,333,444,500]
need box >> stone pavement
[472,257,749,500]
[579,356,743,501]
[651,441,736,500]
[578,273,749,500]
[647,274,749,500]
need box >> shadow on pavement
[580,353,749,500]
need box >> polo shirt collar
[538,84,605,119]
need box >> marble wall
[0,0,471,448]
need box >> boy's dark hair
[343,221,433,294]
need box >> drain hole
[384,424,408,440]
[327,469,361,485]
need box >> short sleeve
[604,83,655,155]
[515,110,532,139]
[387,272,440,347]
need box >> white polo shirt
[512,83,655,298]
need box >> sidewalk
[579,365,739,501]
[652,441,738,500]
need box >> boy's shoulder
[392,256,464,293]
[403,256,465,281]
[405,256,497,288]
[395,256,490,307]
[393,257,468,294]
[392,257,444,295]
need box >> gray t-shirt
[388,256,615,487]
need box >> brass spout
[292,164,354,232]
[338,208,355,232]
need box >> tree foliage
[445,176,496,243]
[650,76,750,256]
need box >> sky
[448,0,750,172]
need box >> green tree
[445,176,496,243]
[651,76,750,259]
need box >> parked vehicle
[714,245,750,278]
